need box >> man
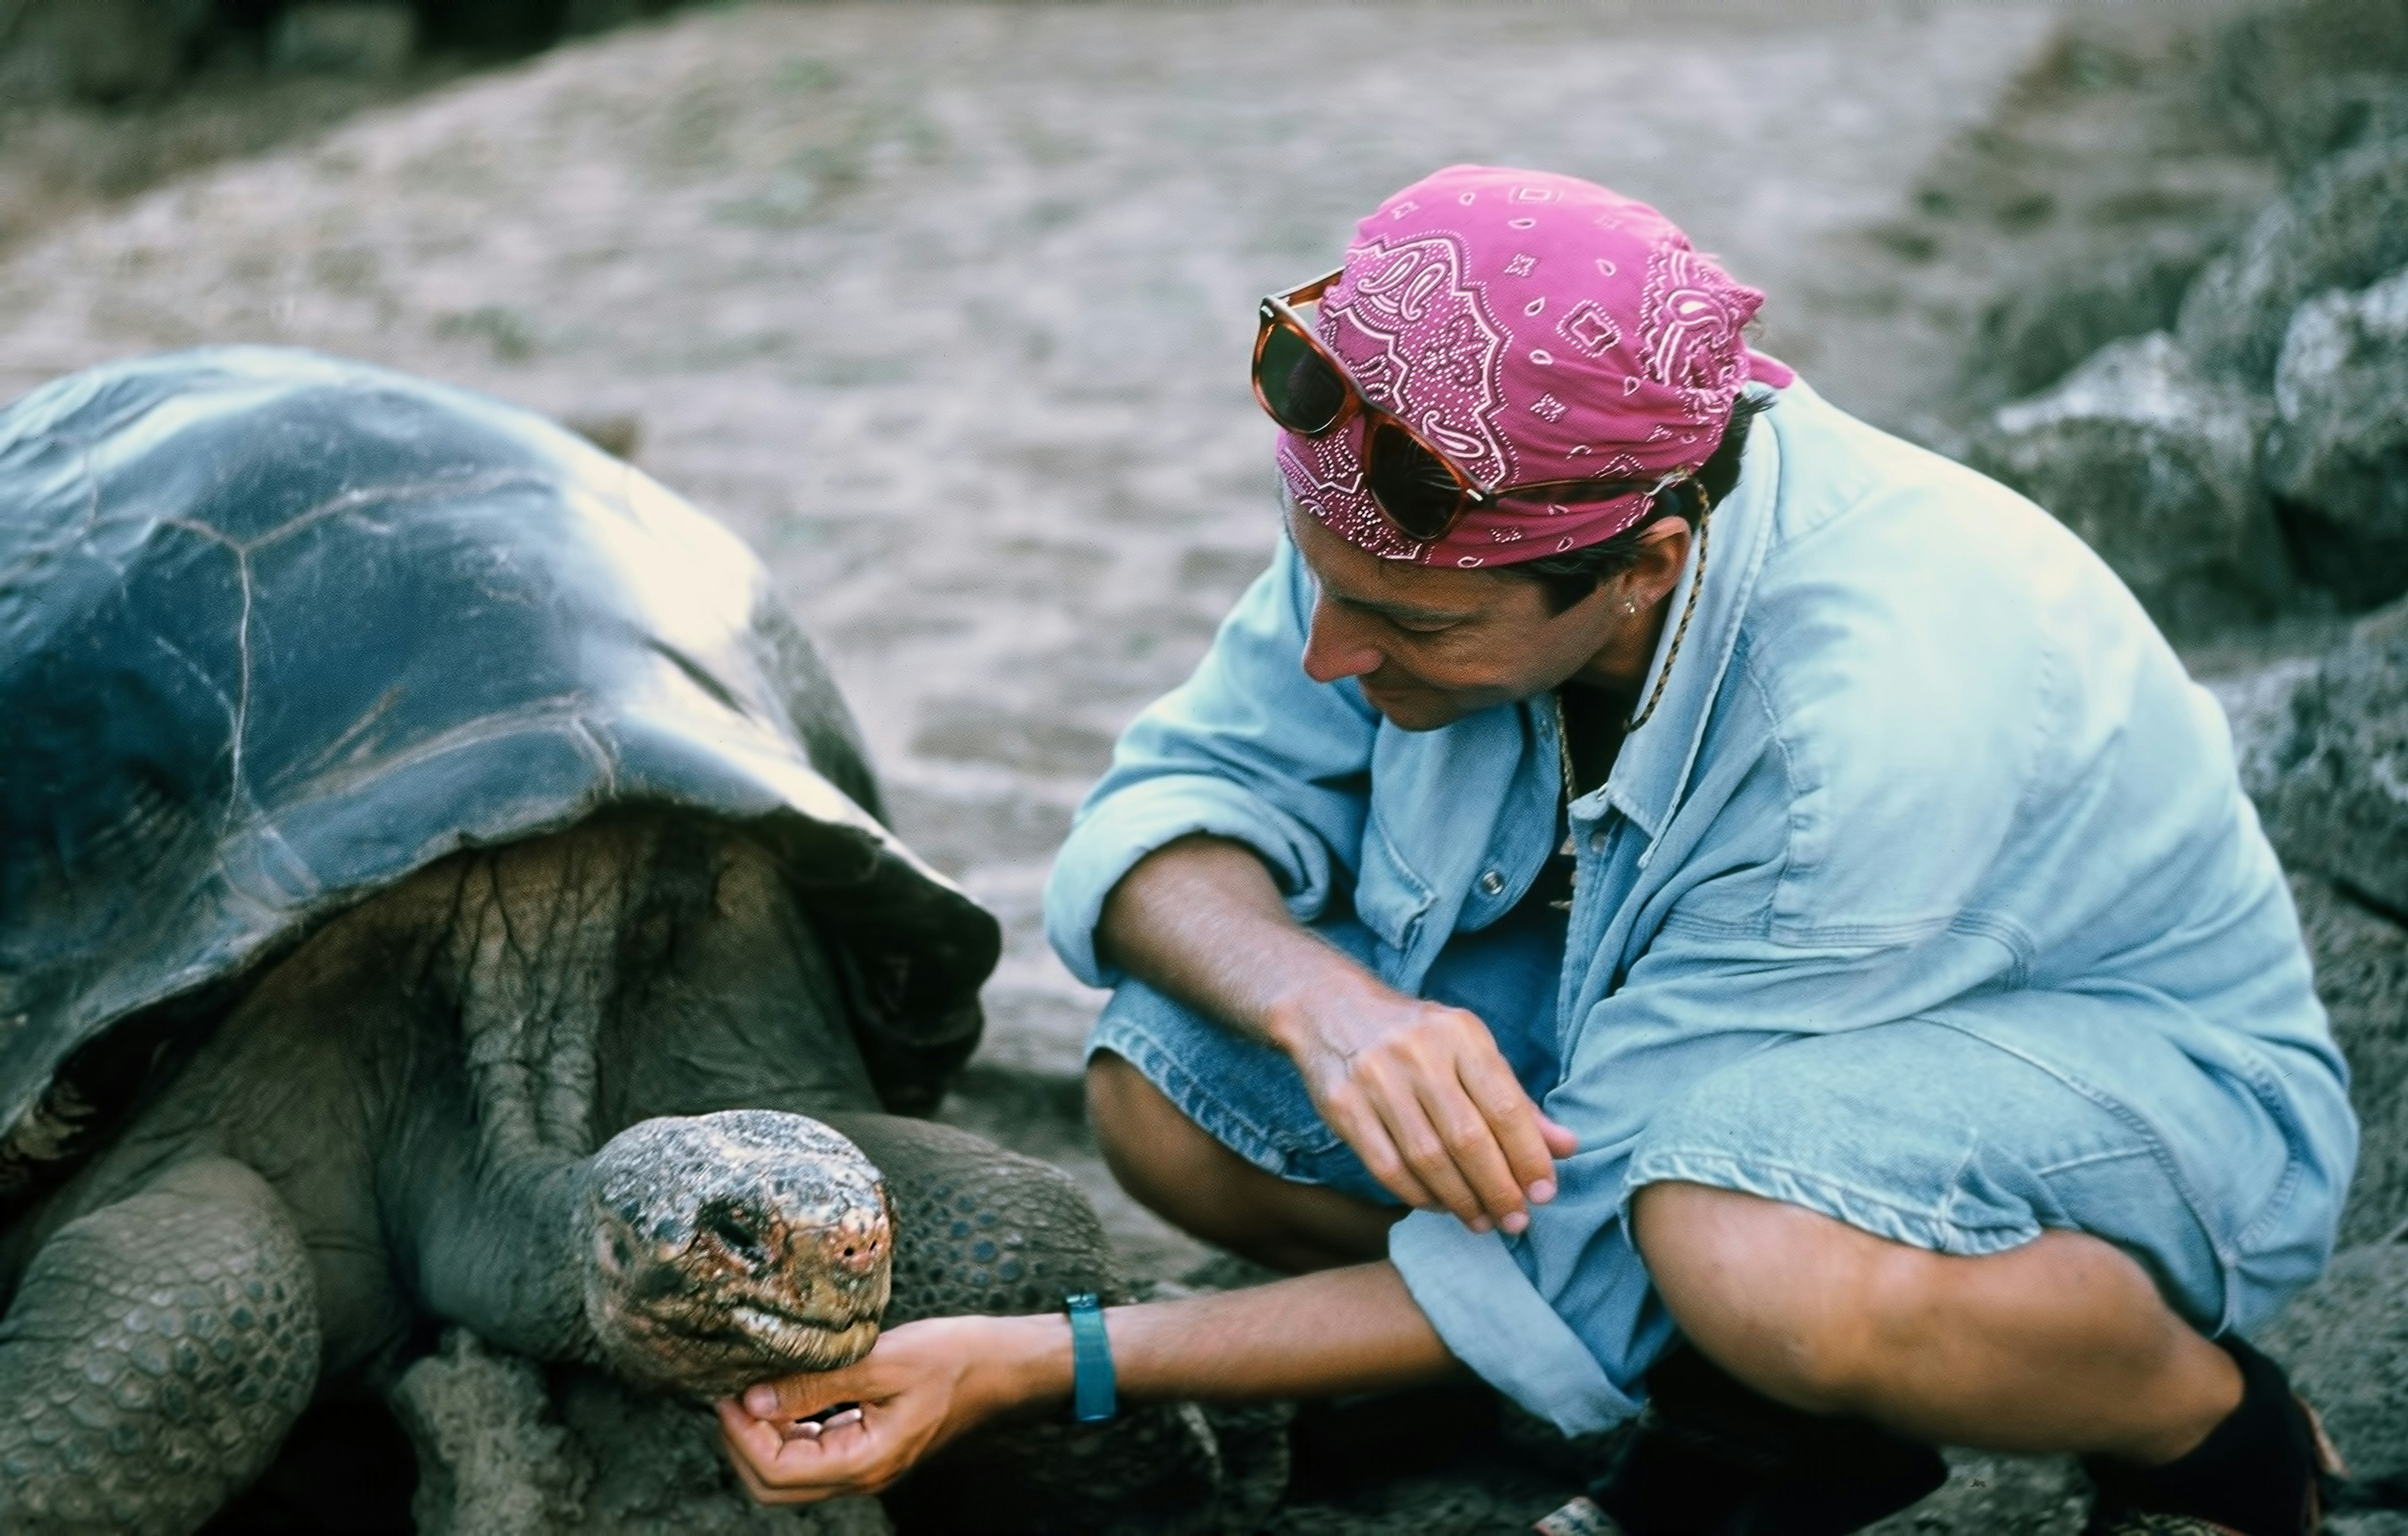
[723,166,2355,1534]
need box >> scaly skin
[0,813,1127,1528]
[824,1115,1114,1327]
[0,1159,319,1535]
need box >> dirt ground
[0,2,2317,1524]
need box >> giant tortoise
[0,348,1138,1533]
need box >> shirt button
[1478,870,1506,896]
[1589,830,1607,853]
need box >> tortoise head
[579,1110,891,1397]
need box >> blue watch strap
[1064,1291,1117,1424]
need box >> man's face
[1287,506,1630,732]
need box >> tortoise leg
[0,1157,321,1535]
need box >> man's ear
[1625,516,1694,610]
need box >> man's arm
[1099,834,1574,1233]
[719,1263,1455,1503]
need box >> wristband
[1064,1291,1117,1424]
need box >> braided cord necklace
[1624,507,1709,735]
[1551,504,1713,812]
[1546,494,1722,925]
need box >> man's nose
[1301,596,1382,684]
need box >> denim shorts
[1089,908,1565,1209]
[1088,916,2235,1332]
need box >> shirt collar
[1593,387,1787,844]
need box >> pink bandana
[1277,164,1793,568]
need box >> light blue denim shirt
[1043,380,2355,1434]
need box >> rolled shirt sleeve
[1386,900,1949,1432]
[1044,538,1378,985]
[1385,921,1901,1429]
[1390,1211,1651,1436]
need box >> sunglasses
[1253,268,1687,544]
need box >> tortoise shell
[0,347,998,1197]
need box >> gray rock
[0,0,191,101]
[2207,654,2323,802]
[2288,875,2408,1247]
[2252,75,2408,183]
[1967,333,2287,633]
[2359,590,2408,649]
[881,1401,1247,1536]
[1972,233,2226,406]
[389,1332,585,1536]
[551,1367,889,1535]
[271,4,418,78]
[389,1328,889,1536]
[2213,654,2408,1242]
[1859,1449,2083,1534]
[2261,1241,2408,1489]
[2177,135,2408,386]
[2266,268,2408,607]
[2209,0,2408,176]
[2223,635,2408,918]
[562,0,692,38]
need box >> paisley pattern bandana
[1277,164,1793,568]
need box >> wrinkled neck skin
[377,815,894,1385]
[398,1152,594,1361]
[373,830,642,1364]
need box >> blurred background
[3,0,2397,1274]
[6,3,2407,1524]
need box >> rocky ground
[5,0,2405,1530]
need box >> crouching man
[722,165,2356,1535]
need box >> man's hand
[724,1264,1461,1507]
[1099,835,1578,1236]
[718,1314,1065,1504]
[1272,978,1579,1234]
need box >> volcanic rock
[1973,233,2226,405]
[2177,134,2408,386]
[2266,267,2408,607]
[271,4,417,77]
[2224,635,2408,919]
[2289,875,2408,1247]
[1967,332,2286,632]
[2209,0,2408,177]
[0,0,190,100]
[2261,1241,2408,1503]
[390,1329,890,1535]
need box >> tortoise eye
[704,1209,766,1261]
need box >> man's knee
[1632,1180,1916,1414]
[1085,1050,1399,1270]
[1087,1051,1180,1163]
[1086,1050,1233,1209]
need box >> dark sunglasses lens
[1365,423,1465,541]
[1257,322,1348,434]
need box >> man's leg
[1619,1017,2338,1533]
[1629,1184,2240,1463]
[1087,1050,1397,1273]
[1080,950,1417,1274]
[1084,903,1560,1274]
